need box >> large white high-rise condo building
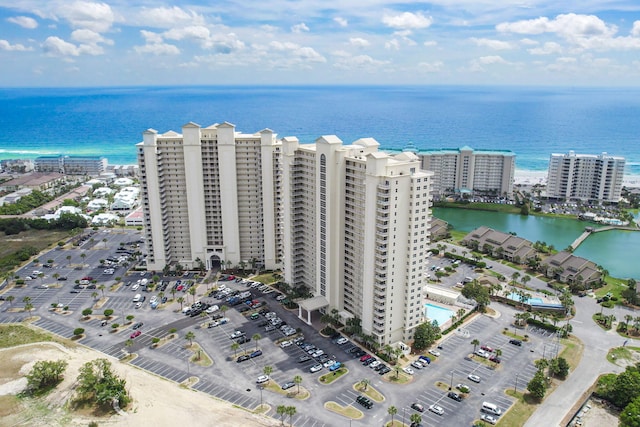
[546,151,625,203]
[137,122,283,272]
[282,136,433,345]
[138,123,434,346]
[418,146,515,199]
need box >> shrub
[601,300,615,308]
[73,328,85,337]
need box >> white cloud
[478,55,508,65]
[164,26,211,42]
[385,39,400,50]
[423,41,438,47]
[349,37,370,48]
[141,30,163,44]
[496,13,616,39]
[133,43,180,56]
[334,17,348,28]
[269,41,326,67]
[519,38,539,46]
[632,21,640,37]
[7,16,38,29]
[58,1,115,33]
[417,61,443,72]
[42,36,80,57]
[0,39,32,51]
[70,28,112,55]
[382,12,433,30]
[557,57,577,63]
[528,41,563,55]
[470,37,513,50]
[333,53,389,71]
[291,23,309,33]
[139,6,204,28]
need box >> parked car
[468,374,481,383]
[280,382,295,390]
[298,355,311,363]
[429,404,444,415]
[230,330,245,339]
[356,395,373,409]
[418,355,431,365]
[447,391,462,402]
[256,375,269,384]
[250,350,263,358]
[130,330,141,339]
[309,364,323,373]
[411,361,424,369]
[480,414,498,425]
[280,340,293,348]
[509,339,522,346]
[428,349,441,357]
[236,355,250,363]
[403,366,415,375]
[132,322,144,330]
[411,403,424,412]
[336,337,348,345]
[481,345,494,353]
[329,362,342,371]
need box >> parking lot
[0,235,564,426]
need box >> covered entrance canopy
[297,295,329,325]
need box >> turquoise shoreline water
[2,86,640,176]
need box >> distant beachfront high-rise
[418,146,515,199]
[137,123,434,346]
[546,151,625,203]
[34,155,107,176]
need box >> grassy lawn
[250,272,280,284]
[384,421,406,427]
[592,313,613,330]
[354,382,385,402]
[0,324,71,349]
[559,335,584,369]
[434,201,522,214]
[499,389,541,426]
[319,368,348,384]
[324,401,363,419]
[607,346,640,365]
[595,276,629,299]
[383,371,411,384]
[502,330,529,341]
[0,229,71,278]
[188,343,213,367]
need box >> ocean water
[1,85,639,176]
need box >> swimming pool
[507,292,544,305]
[424,303,455,327]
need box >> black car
[58,276,67,281]
[236,336,250,344]
[132,322,144,330]
[356,395,373,409]
[447,391,462,402]
[161,296,168,304]
[509,339,523,346]
[257,320,269,327]
[411,403,425,412]
[236,355,251,363]
[298,355,312,363]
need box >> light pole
[449,370,454,390]
[514,373,519,393]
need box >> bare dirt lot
[0,342,278,427]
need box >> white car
[481,414,497,425]
[256,375,269,384]
[323,359,336,368]
[206,305,219,314]
[429,404,444,416]
[428,349,441,357]
[131,284,140,291]
[309,364,323,373]
[336,337,348,345]
[135,302,142,309]
[230,330,245,339]
[468,374,481,383]
[411,361,423,369]
[280,340,293,348]
[149,296,158,304]
[369,360,381,369]
[402,366,415,375]
[475,349,489,358]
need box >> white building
[137,122,282,272]
[418,146,515,199]
[547,151,625,203]
[282,136,433,345]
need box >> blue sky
[1,1,640,86]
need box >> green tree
[412,320,441,351]
[293,375,302,394]
[25,360,68,393]
[98,284,106,297]
[410,413,423,426]
[177,297,185,310]
[461,281,491,311]
[252,333,262,351]
[387,405,398,425]
[284,405,296,427]
[231,342,240,357]
[75,358,130,407]
[73,328,85,337]
[527,370,548,400]
[82,308,93,317]
[185,331,195,347]
[126,315,134,323]
[276,405,287,426]
[621,395,640,427]
[360,378,370,391]
[263,365,273,382]
[103,309,114,318]
[611,367,640,408]
[471,339,480,353]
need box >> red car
[176,284,184,291]
[481,345,494,353]
[360,354,372,362]
[130,330,141,339]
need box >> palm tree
[276,405,287,426]
[457,308,465,321]
[521,275,531,287]
[285,406,296,427]
[634,316,640,334]
[471,339,480,353]
[80,253,86,263]
[624,314,634,332]
[53,273,59,282]
[6,295,15,305]
[293,375,302,395]
[177,297,185,310]
[125,339,134,352]
[170,287,177,300]
[188,286,196,303]
[220,305,229,318]
[231,342,240,357]
[410,413,422,426]
[263,365,273,383]
[102,238,108,248]
[66,255,72,265]
[91,291,99,300]
[252,333,262,351]
[98,284,105,297]
[185,331,195,347]
[394,365,401,380]
[388,405,398,425]
[360,378,370,392]
[494,349,502,366]
[511,271,520,286]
